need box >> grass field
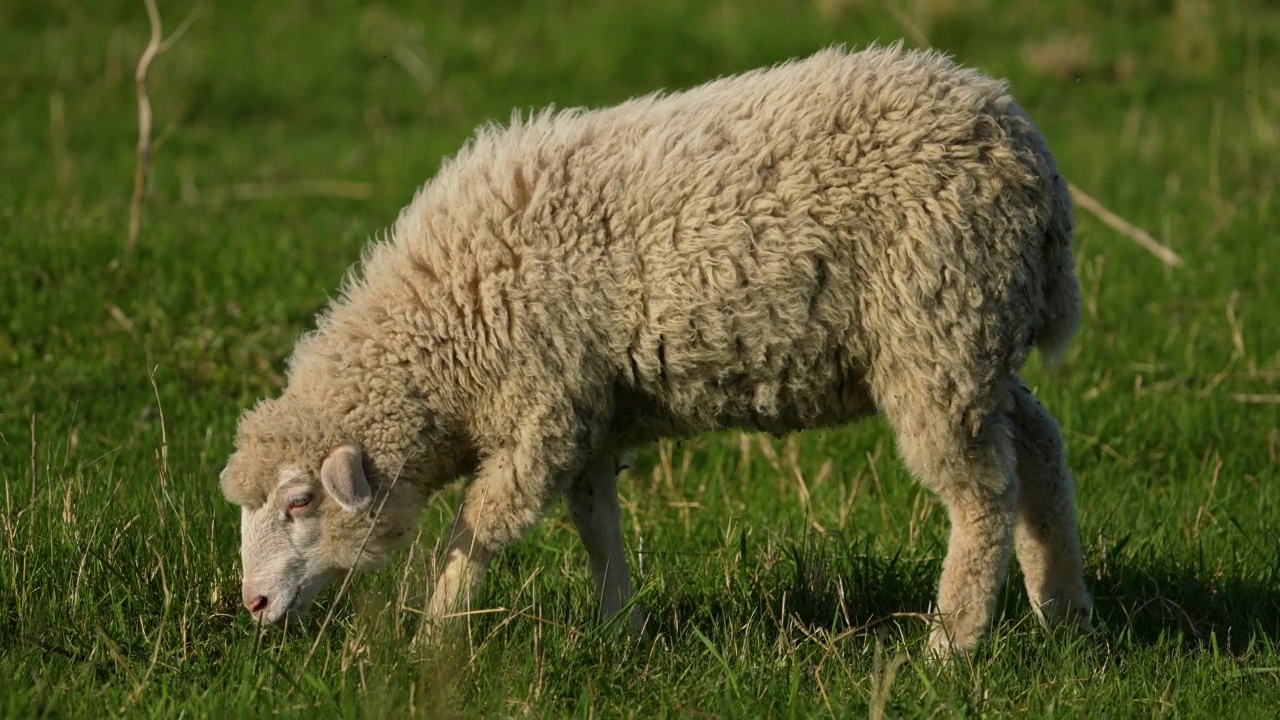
[3,0,1279,716]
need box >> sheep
[219,43,1094,659]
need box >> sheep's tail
[1035,176,1081,369]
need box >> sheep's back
[335,45,1067,441]
[560,47,1057,433]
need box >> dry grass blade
[146,368,170,487]
[106,302,138,333]
[827,611,935,645]
[96,626,141,689]
[1232,393,1280,404]
[1069,182,1184,267]
[882,0,930,47]
[869,632,910,720]
[206,179,375,203]
[127,0,199,256]
[28,415,37,510]
[128,548,173,707]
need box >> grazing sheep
[220,43,1093,659]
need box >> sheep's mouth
[256,574,337,628]
[281,577,330,621]
[254,588,304,628]
[283,588,303,616]
[280,586,316,621]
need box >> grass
[2,0,1279,715]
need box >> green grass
[3,0,1279,716]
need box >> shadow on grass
[640,530,943,649]
[1089,538,1280,654]
[641,529,1280,657]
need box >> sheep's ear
[218,455,236,498]
[320,445,371,512]
[218,452,257,506]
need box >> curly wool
[226,42,1079,587]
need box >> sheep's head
[220,397,399,626]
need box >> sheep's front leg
[426,443,564,625]
[425,509,494,624]
[566,453,645,634]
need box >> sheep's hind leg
[888,394,1019,660]
[566,452,646,635]
[1010,380,1093,632]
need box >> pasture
[2,0,1278,715]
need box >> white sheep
[220,44,1093,658]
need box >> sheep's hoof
[408,620,436,655]
[924,626,955,664]
[626,604,652,643]
[923,622,980,665]
[409,615,465,660]
[1030,595,1095,634]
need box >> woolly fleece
[221,44,1091,656]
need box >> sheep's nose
[244,589,269,614]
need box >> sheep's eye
[286,493,314,512]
